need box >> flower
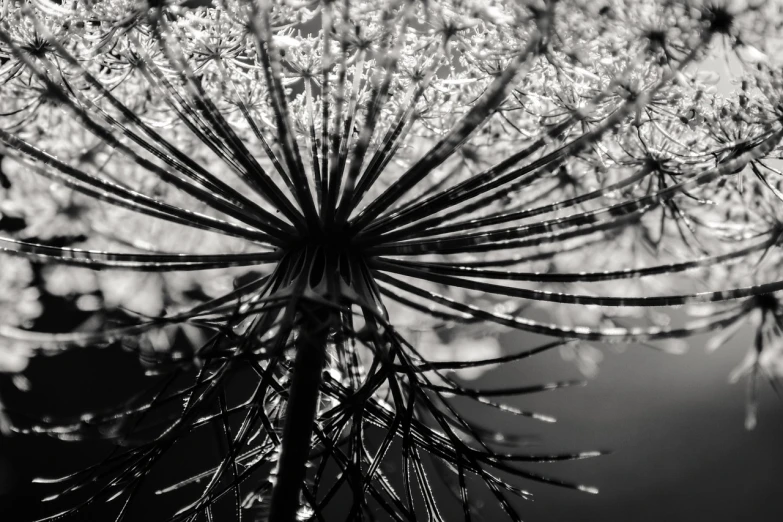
[696,292,783,430]
[0,1,782,521]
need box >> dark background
[1,323,782,522]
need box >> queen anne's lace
[1,0,783,520]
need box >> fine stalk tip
[580,451,605,458]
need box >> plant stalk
[268,307,329,522]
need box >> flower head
[0,0,783,520]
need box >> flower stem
[268,308,330,522]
